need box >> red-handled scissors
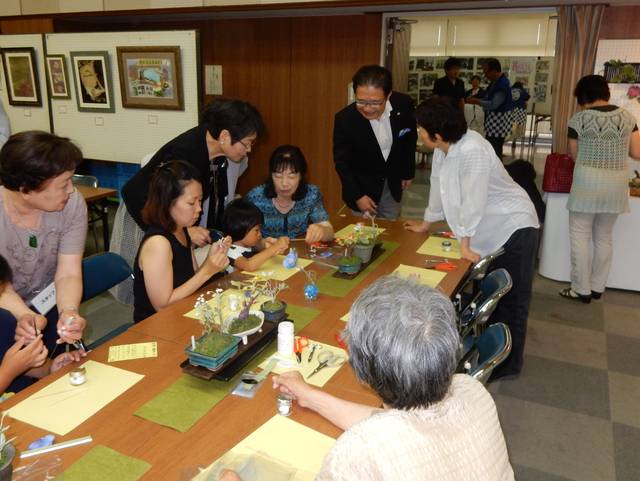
[294,336,309,363]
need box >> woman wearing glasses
[111,99,264,304]
[245,145,334,243]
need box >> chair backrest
[81,252,133,303]
[459,268,512,334]
[454,247,505,312]
[469,322,512,384]
[72,174,99,188]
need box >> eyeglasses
[238,139,256,151]
[355,99,386,108]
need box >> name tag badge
[30,282,56,315]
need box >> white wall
[0,34,52,135]
[45,30,199,164]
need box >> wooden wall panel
[290,14,382,214]
[0,18,54,34]
[203,18,292,195]
[50,13,383,213]
[599,6,640,40]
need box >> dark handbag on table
[542,153,574,193]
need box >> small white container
[277,321,294,356]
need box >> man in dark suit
[333,65,417,219]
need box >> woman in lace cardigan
[559,75,640,303]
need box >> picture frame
[45,54,71,99]
[70,51,115,113]
[0,47,41,107]
[116,46,183,110]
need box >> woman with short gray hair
[222,276,513,481]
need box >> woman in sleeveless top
[133,161,231,323]
[559,75,640,303]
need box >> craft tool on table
[307,343,321,363]
[20,435,93,459]
[294,336,309,364]
[425,259,457,271]
[307,351,346,379]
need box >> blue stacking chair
[453,247,505,314]
[81,252,133,349]
[468,322,512,384]
[458,268,512,337]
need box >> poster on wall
[70,51,115,113]
[116,46,184,110]
[45,54,71,99]
[0,47,41,107]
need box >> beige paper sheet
[257,341,347,388]
[184,288,272,320]
[416,236,461,259]
[243,256,313,281]
[334,224,385,239]
[340,312,350,323]
[8,360,144,435]
[108,342,158,362]
[193,415,335,481]
[392,264,446,288]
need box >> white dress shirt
[369,100,393,161]
[424,130,538,257]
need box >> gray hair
[345,275,460,409]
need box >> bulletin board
[0,34,51,134]
[45,30,199,164]
[407,55,554,116]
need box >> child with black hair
[0,255,85,397]
[222,199,290,272]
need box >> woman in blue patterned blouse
[245,145,334,242]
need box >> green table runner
[54,445,150,481]
[317,241,399,297]
[134,304,320,432]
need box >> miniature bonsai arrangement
[257,278,289,321]
[190,288,240,364]
[0,413,16,480]
[605,60,639,83]
[335,220,381,272]
[335,235,363,274]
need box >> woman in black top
[133,161,231,323]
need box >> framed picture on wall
[0,47,41,107]
[116,46,183,110]
[45,54,71,99]
[70,51,115,113]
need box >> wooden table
[3,216,470,479]
[76,185,118,250]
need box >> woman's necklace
[273,196,295,214]
[3,192,40,248]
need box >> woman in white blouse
[404,97,539,381]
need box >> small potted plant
[335,235,363,274]
[352,224,379,264]
[0,414,16,481]
[258,279,289,322]
[186,289,240,370]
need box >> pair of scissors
[306,351,346,379]
[294,336,309,363]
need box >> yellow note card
[334,224,385,240]
[340,312,350,323]
[184,288,272,320]
[108,342,158,362]
[243,256,313,281]
[258,341,347,388]
[193,415,335,481]
[416,236,461,259]
[392,264,446,288]
[8,360,144,436]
